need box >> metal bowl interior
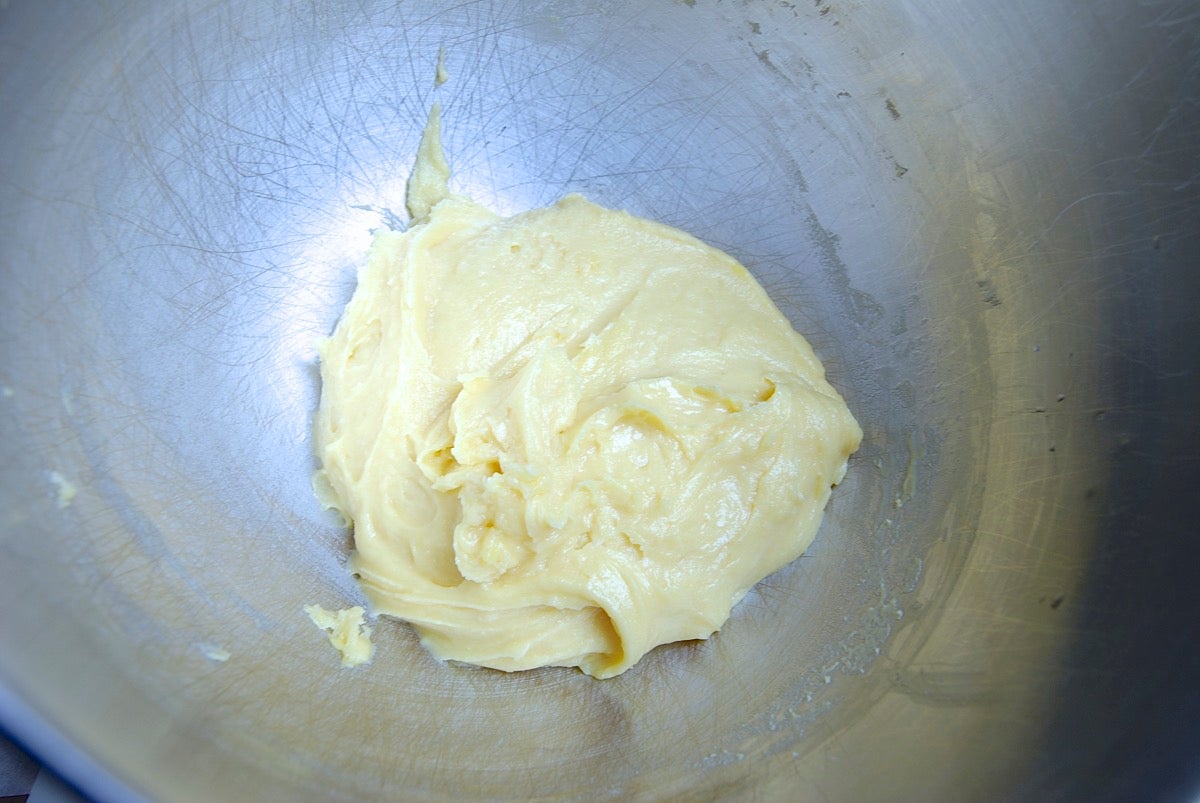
[1,1,1197,801]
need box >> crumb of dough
[48,471,77,509]
[305,604,374,667]
[198,643,231,662]
[314,103,861,679]
[435,46,449,86]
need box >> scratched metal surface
[0,1,1197,800]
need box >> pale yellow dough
[305,604,374,668]
[314,109,861,679]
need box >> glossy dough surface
[315,127,861,678]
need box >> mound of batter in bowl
[313,105,861,678]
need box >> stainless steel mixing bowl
[1,1,1197,800]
